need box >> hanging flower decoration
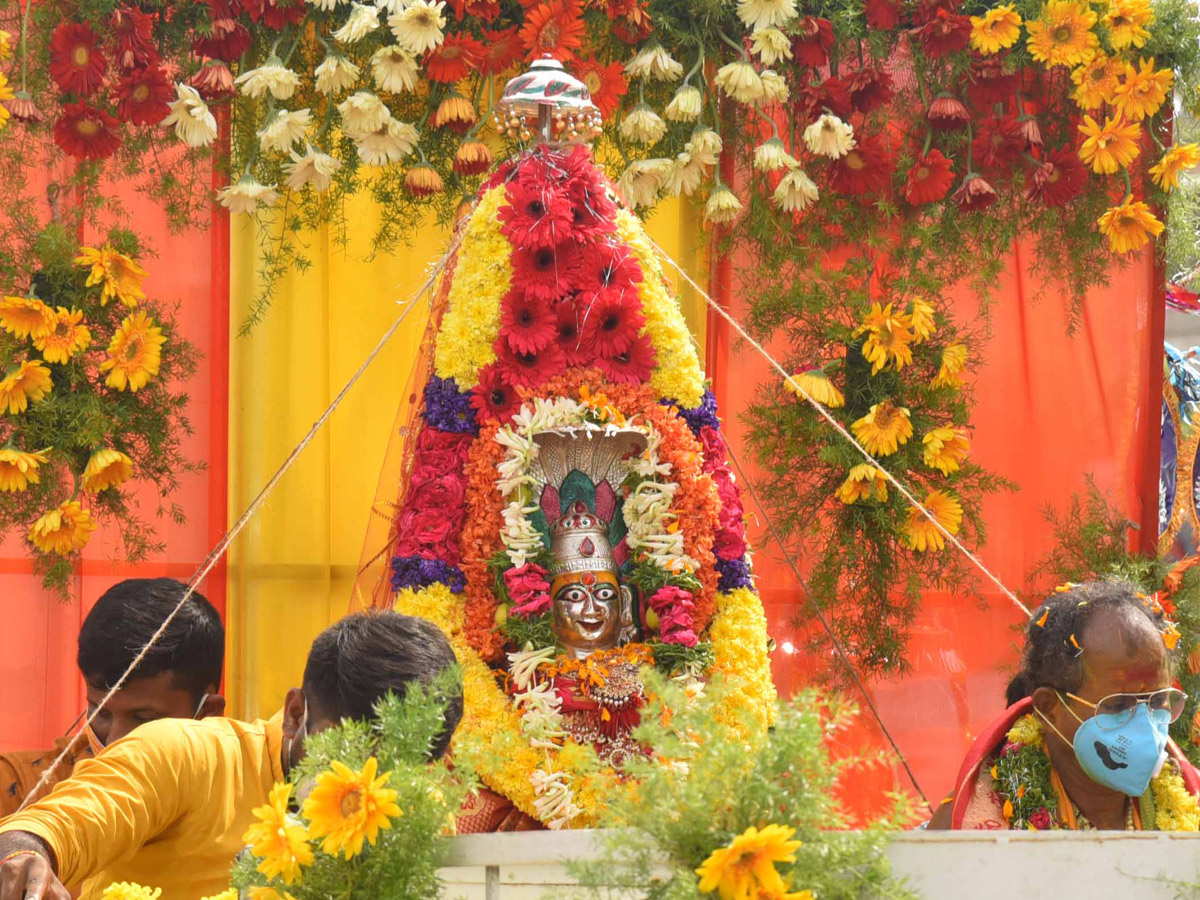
[0,227,196,598]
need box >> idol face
[551,571,622,658]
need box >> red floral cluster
[393,428,472,564]
[647,585,697,647]
[505,563,552,618]
[472,146,658,426]
[698,426,748,566]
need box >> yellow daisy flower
[932,344,968,389]
[1071,53,1122,110]
[29,499,96,555]
[853,302,915,375]
[247,889,299,900]
[0,447,48,492]
[81,448,133,493]
[908,297,937,343]
[851,401,913,457]
[75,244,148,308]
[784,369,845,408]
[302,757,402,860]
[902,490,964,552]
[199,892,240,900]
[101,884,161,900]
[835,464,889,504]
[1150,143,1200,191]
[1113,57,1173,122]
[1026,0,1099,68]
[1098,195,1164,254]
[244,782,313,884]
[0,359,52,413]
[970,5,1022,54]
[0,72,12,130]
[34,307,91,364]
[1077,114,1141,174]
[1102,0,1153,49]
[100,311,166,392]
[696,823,803,900]
[0,29,12,60]
[0,296,55,340]
[922,426,971,474]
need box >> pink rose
[648,585,693,615]
[713,527,747,562]
[505,564,551,618]
[413,429,472,475]
[410,474,467,513]
[395,508,461,562]
[711,466,742,509]
[511,591,552,618]
[648,586,698,646]
[718,500,745,534]
[1028,808,1052,830]
[698,426,727,471]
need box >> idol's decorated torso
[377,57,775,830]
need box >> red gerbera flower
[242,0,306,30]
[912,9,971,58]
[450,0,501,21]
[952,173,997,212]
[495,339,566,388]
[967,54,1019,107]
[575,56,627,118]
[519,0,586,64]
[568,178,617,241]
[477,26,523,77]
[500,290,557,354]
[926,94,970,130]
[913,0,961,23]
[513,244,577,302]
[611,4,653,43]
[471,365,523,423]
[110,9,158,72]
[580,289,643,357]
[190,61,236,100]
[829,134,894,196]
[193,19,252,62]
[554,300,589,365]
[902,150,955,204]
[595,333,657,384]
[794,77,853,122]
[971,114,1024,174]
[572,241,643,296]
[586,0,638,15]
[49,24,108,97]
[848,67,894,114]
[425,32,484,84]
[53,102,121,160]
[1027,146,1088,207]
[114,66,173,125]
[499,181,575,250]
[865,0,901,29]
[792,17,834,68]
[200,0,244,20]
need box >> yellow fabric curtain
[226,194,707,720]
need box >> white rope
[17,232,462,812]
[646,237,1031,619]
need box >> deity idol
[360,56,776,832]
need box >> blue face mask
[1045,692,1170,797]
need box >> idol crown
[549,501,616,578]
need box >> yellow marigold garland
[432,185,512,390]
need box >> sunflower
[970,6,1022,55]
[0,359,52,413]
[81,448,133,493]
[853,302,914,375]
[100,312,166,393]
[1150,143,1200,191]
[932,343,968,388]
[922,426,970,474]
[785,369,844,408]
[0,448,48,493]
[851,401,913,457]
[75,244,148,308]
[29,500,96,555]
[902,490,964,552]
[1113,57,1173,122]
[1026,0,1099,68]
[0,296,55,340]
[244,782,313,884]
[1098,195,1164,254]
[1077,114,1141,174]
[835,464,889,504]
[302,757,402,859]
[34,307,91,364]
[1102,0,1153,50]
[1071,53,1122,110]
[695,824,802,900]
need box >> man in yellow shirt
[0,611,462,900]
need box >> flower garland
[992,713,1200,830]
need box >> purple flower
[390,555,467,594]
[662,389,720,435]
[422,376,478,435]
[716,556,753,592]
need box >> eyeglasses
[1065,688,1188,729]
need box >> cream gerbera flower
[902,490,964,552]
[234,60,301,100]
[356,118,419,166]
[714,60,764,104]
[773,168,818,212]
[82,448,133,492]
[687,126,723,166]
[388,0,446,55]
[704,184,742,225]
[662,152,704,196]
[315,54,362,95]
[617,158,672,207]
[736,0,799,31]
[835,464,888,504]
[922,426,970,474]
[751,28,793,65]
[664,85,703,122]
[624,45,683,82]
[371,46,418,94]
[285,145,342,192]
[803,114,855,159]
[162,84,217,147]
[34,307,91,364]
[332,2,380,43]
[753,137,793,172]
[619,103,666,145]
[851,401,913,456]
[759,70,789,104]
[0,448,48,493]
[257,108,312,155]
[338,91,389,138]
[217,176,279,215]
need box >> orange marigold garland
[461,422,509,662]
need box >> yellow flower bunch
[199,891,240,900]
[244,782,313,883]
[1007,713,1045,749]
[696,824,806,900]
[708,588,778,737]
[1152,766,1200,831]
[615,209,705,408]
[303,757,402,859]
[433,185,513,390]
[101,884,161,900]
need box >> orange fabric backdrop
[709,238,1162,814]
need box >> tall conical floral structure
[375,57,774,830]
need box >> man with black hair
[0,611,462,900]
[0,579,226,817]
